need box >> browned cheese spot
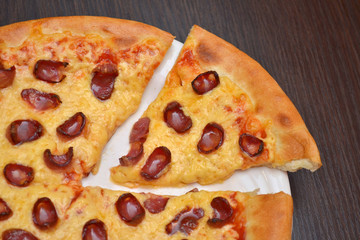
[196,42,218,64]
[277,113,292,127]
[114,37,137,49]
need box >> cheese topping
[0,27,168,186]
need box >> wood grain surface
[1,0,359,239]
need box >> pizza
[0,17,311,239]
[0,16,173,187]
[0,178,292,239]
[110,25,322,187]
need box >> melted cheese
[59,188,248,240]
[0,29,168,186]
[0,179,250,240]
[111,73,276,187]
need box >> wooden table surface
[1,0,359,239]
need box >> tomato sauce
[229,193,246,240]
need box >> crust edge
[245,192,293,240]
[0,16,174,48]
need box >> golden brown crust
[190,25,321,171]
[245,192,293,240]
[0,16,174,48]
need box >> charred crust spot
[255,105,264,114]
[196,43,218,63]
[277,113,292,127]
[114,37,137,48]
[101,26,112,33]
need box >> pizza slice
[111,25,321,187]
[0,179,292,240]
[0,16,174,186]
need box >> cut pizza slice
[0,16,174,186]
[111,25,321,187]
[56,189,293,240]
[0,178,293,240]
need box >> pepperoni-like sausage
[6,120,43,145]
[0,198,13,221]
[191,71,219,95]
[165,207,204,235]
[207,197,233,228]
[34,60,68,83]
[144,195,169,214]
[57,112,86,139]
[140,146,171,180]
[115,193,145,226]
[82,219,107,240]
[3,163,34,187]
[0,65,15,89]
[239,133,264,157]
[44,147,73,169]
[197,123,224,154]
[164,101,192,133]
[21,88,61,110]
[32,197,58,229]
[91,63,118,100]
[2,229,39,240]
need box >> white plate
[82,40,291,196]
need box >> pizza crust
[190,25,321,171]
[245,192,293,240]
[0,16,174,48]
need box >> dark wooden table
[1,0,359,239]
